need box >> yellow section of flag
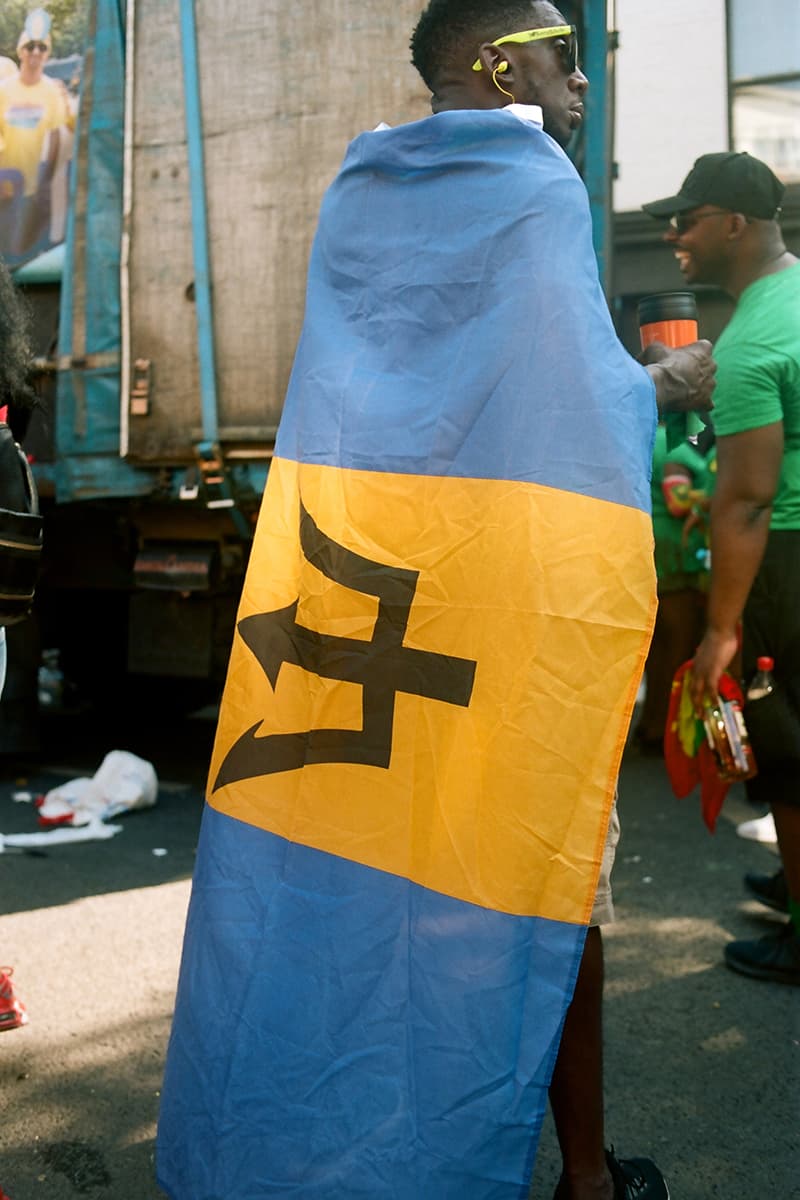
[209,457,655,922]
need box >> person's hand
[689,627,739,714]
[637,341,670,366]
[680,509,704,547]
[646,340,716,414]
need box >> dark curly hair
[410,0,554,90]
[0,255,35,415]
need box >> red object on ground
[37,810,74,828]
[0,967,28,1031]
[34,793,75,826]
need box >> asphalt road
[0,710,797,1200]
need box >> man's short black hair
[410,0,551,91]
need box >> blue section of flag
[157,805,584,1200]
[276,108,656,511]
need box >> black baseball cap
[642,151,785,220]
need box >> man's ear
[476,43,517,82]
[728,212,750,240]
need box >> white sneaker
[736,812,777,844]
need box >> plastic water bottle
[747,656,775,702]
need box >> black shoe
[606,1149,670,1199]
[724,921,800,985]
[552,1149,670,1199]
[744,867,788,913]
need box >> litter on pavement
[36,750,158,828]
[0,751,158,854]
[0,821,124,853]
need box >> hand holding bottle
[638,293,716,441]
[690,627,740,715]
[645,342,716,416]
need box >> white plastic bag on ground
[38,751,158,826]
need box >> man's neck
[18,67,43,86]
[429,75,503,114]
[754,248,798,282]
[730,235,797,300]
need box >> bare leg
[637,588,705,744]
[549,926,613,1199]
[772,802,800,904]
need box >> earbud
[491,59,515,102]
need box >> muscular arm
[689,421,783,706]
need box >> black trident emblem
[213,501,477,790]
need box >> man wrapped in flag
[157,2,714,1197]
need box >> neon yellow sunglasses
[471,25,578,73]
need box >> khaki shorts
[590,799,620,926]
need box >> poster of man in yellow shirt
[0,8,77,264]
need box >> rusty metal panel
[126,0,430,463]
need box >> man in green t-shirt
[644,151,800,987]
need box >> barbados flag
[157,107,657,1199]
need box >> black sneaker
[606,1149,670,1199]
[552,1149,670,1199]
[744,867,788,913]
[725,921,800,985]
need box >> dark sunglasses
[668,209,730,235]
[22,41,48,53]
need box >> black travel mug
[638,292,702,451]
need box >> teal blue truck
[10,0,613,732]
